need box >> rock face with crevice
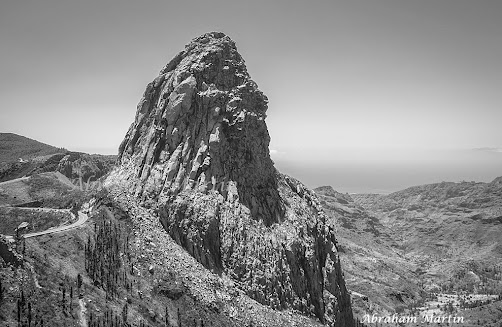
[108,32,354,325]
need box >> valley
[315,178,502,326]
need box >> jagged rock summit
[118,31,283,226]
[108,32,353,325]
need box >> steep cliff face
[109,32,353,325]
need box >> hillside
[351,177,502,289]
[314,186,423,316]
[316,180,502,325]
[0,133,64,163]
[0,172,84,208]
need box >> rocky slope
[106,32,354,325]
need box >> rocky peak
[117,31,282,226]
[108,32,354,325]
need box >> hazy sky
[1,0,501,192]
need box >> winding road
[3,210,89,241]
[1,174,91,239]
[1,176,92,327]
[2,207,91,327]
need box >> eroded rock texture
[110,32,353,325]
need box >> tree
[28,302,32,327]
[122,303,128,323]
[17,299,21,324]
[165,306,171,327]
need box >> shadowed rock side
[109,32,353,325]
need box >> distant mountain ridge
[0,133,116,185]
[0,133,65,163]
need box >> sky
[1,0,501,192]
